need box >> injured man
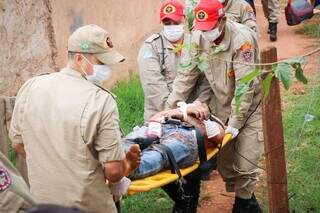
[123,101,225,179]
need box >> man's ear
[74,53,83,63]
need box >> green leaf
[235,83,249,113]
[285,56,306,65]
[197,60,209,72]
[178,60,193,73]
[211,44,226,55]
[197,55,209,72]
[262,72,274,98]
[239,69,261,84]
[186,10,195,32]
[172,44,185,53]
[274,62,292,90]
[293,63,308,84]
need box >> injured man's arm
[124,102,225,179]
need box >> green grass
[121,189,173,213]
[112,75,173,212]
[112,76,145,134]
[282,84,320,212]
[295,14,320,38]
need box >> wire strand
[208,47,320,67]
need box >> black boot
[269,22,277,42]
[232,194,262,213]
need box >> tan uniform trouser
[261,0,280,23]
[217,116,264,199]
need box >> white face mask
[218,0,225,3]
[163,25,184,42]
[203,27,221,43]
[81,56,112,85]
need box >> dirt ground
[197,3,317,213]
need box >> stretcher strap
[195,128,211,181]
[154,144,183,180]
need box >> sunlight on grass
[283,85,320,212]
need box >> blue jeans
[124,124,197,179]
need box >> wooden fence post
[261,46,289,213]
[0,99,9,157]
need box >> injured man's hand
[123,107,225,179]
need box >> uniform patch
[80,41,91,52]
[248,11,256,20]
[240,42,253,62]
[245,5,254,12]
[228,69,235,78]
[0,166,11,192]
[143,50,153,59]
[106,37,113,48]
[245,5,256,20]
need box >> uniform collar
[224,0,233,11]
[160,31,187,50]
[213,21,232,52]
[60,67,85,79]
[60,67,116,98]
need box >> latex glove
[225,126,239,139]
[109,177,131,197]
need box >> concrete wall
[50,0,162,88]
[0,0,162,95]
[0,0,57,96]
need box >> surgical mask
[163,25,184,42]
[218,0,225,3]
[203,27,221,43]
[81,56,112,85]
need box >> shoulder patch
[142,49,153,59]
[245,4,254,13]
[0,166,12,192]
[228,68,235,78]
[239,42,254,62]
[145,34,161,43]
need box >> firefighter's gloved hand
[109,177,131,197]
[225,126,239,139]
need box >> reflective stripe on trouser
[261,0,280,23]
[217,118,264,199]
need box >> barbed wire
[207,46,320,67]
[287,49,320,161]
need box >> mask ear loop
[79,55,94,80]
